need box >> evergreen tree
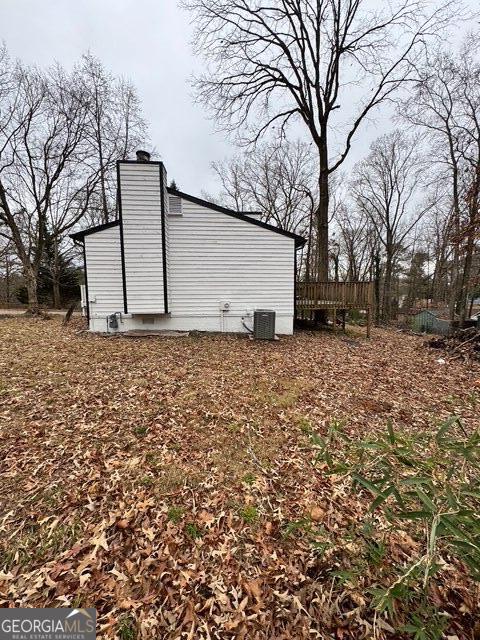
[16,236,80,307]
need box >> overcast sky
[0,0,475,198]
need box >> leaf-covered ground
[0,317,479,639]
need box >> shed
[411,309,451,335]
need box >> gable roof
[413,309,451,321]
[70,189,307,249]
[416,309,439,317]
[168,188,306,248]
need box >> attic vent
[169,195,182,215]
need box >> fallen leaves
[0,317,479,638]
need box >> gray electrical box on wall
[254,309,276,340]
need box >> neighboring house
[71,152,305,335]
[411,309,452,335]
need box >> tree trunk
[449,240,461,321]
[52,238,61,309]
[347,246,357,281]
[458,177,479,326]
[333,255,339,281]
[458,233,474,326]
[382,249,393,322]
[431,248,448,305]
[24,264,39,312]
[53,279,61,309]
[314,139,329,325]
[449,161,462,323]
[373,249,381,326]
[0,180,43,313]
[316,143,329,281]
[449,246,460,322]
[5,256,10,304]
[468,294,474,320]
[305,206,314,283]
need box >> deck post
[367,305,372,338]
[342,309,346,332]
[333,308,337,333]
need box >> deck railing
[297,281,374,310]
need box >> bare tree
[212,139,317,280]
[213,139,315,232]
[183,0,462,282]
[402,231,430,311]
[0,48,149,310]
[401,39,480,324]
[454,43,480,324]
[334,203,374,282]
[422,198,455,305]
[351,131,431,321]
[0,60,94,310]
[402,50,464,321]
[212,156,255,212]
[77,53,147,223]
[45,171,100,307]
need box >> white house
[71,151,305,335]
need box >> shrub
[312,417,480,626]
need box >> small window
[168,195,182,215]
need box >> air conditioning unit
[254,309,276,340]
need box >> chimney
[136,149,151,162]
[118,155,169,314]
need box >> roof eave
[70,220,120,242]
[70,190,307,249]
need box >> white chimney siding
[118,161,168,314]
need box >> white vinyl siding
[84,227,123,315]
[119,162,166,313]
[83,184,297,334]
[168,199,294,317]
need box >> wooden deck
[296,281,374,336]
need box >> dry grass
[0,317,479,639]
